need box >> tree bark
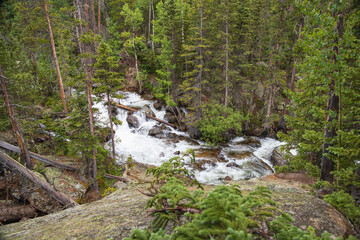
[98,0,101,34]
[320,9,344,183]
[196,3,204,119]
[43,0,67,114]
[0,70,33,170]
[224,2,229,106]
[132,32,141,93]
[107,92,116,165]
[0,152,78,208]
[83,0,98,191]
[0,205,37,222]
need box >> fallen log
[0,140,78,171]
[110,100,176,128]
[0,204,37,222]
[104,173,129,183]
[0,152,78,208]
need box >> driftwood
[0,204,37,222]
[104,173,129,183]
[0,140,78,171]
[0,152,78,208]
[110,99,176,128]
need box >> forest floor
[0,162,356,240]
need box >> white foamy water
[94,92,283,185]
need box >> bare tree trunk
[196,3,204,119]
[107,92,116,166]
[133,32,141,93]
[224,3,229,106]
[90,0,97,33]
[0,152,77,208]
[83,0,98,191]
[267,84,273,118]
[44,0,67,114]
[148,0,151,42]
[44,0,67,113]
[0,69,33,170]
[151,0,155,51]
[321,10,344,183]
[98,0,101,34]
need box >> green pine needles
[125,157,357,240]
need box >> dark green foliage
[198,104,245,145]
[324,191,360,225]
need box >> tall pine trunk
[107,92,116,168]
[44,0,67,113]
[224,3,229,106]
[320,10,344,183]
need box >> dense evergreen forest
[0,0,360,238]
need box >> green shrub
[199,104,245,145]
[324,190,360,225]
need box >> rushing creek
[94,92,284,185]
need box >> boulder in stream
[126,114,140,128]
[153,101,163,111]
[141,105,156,117]
[270,146,290,167]
[187,126,202,140]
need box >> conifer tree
[93,41,122,166]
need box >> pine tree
[93,41,122,167]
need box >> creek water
[94,92,284,185]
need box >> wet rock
[234,136,261,148]
[227,151,252,160]
[242,158,272,174]
[270,146,290,167]
[226,162,241,168]
[164,112,177,124]
[195,148,221,160]
[153,102,163,111]
[141,105,156,117]
[224,176,233,181]
[149,127,163,136]
[126,115,140,128]
[187,126,202,140]
[192,160,217,171]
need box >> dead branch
[136,188,155,197]
[104,173,129,183]
[0,140,78,171]
[147,206,201,214]
[110,99,176,128]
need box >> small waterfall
[94,92,283,185]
